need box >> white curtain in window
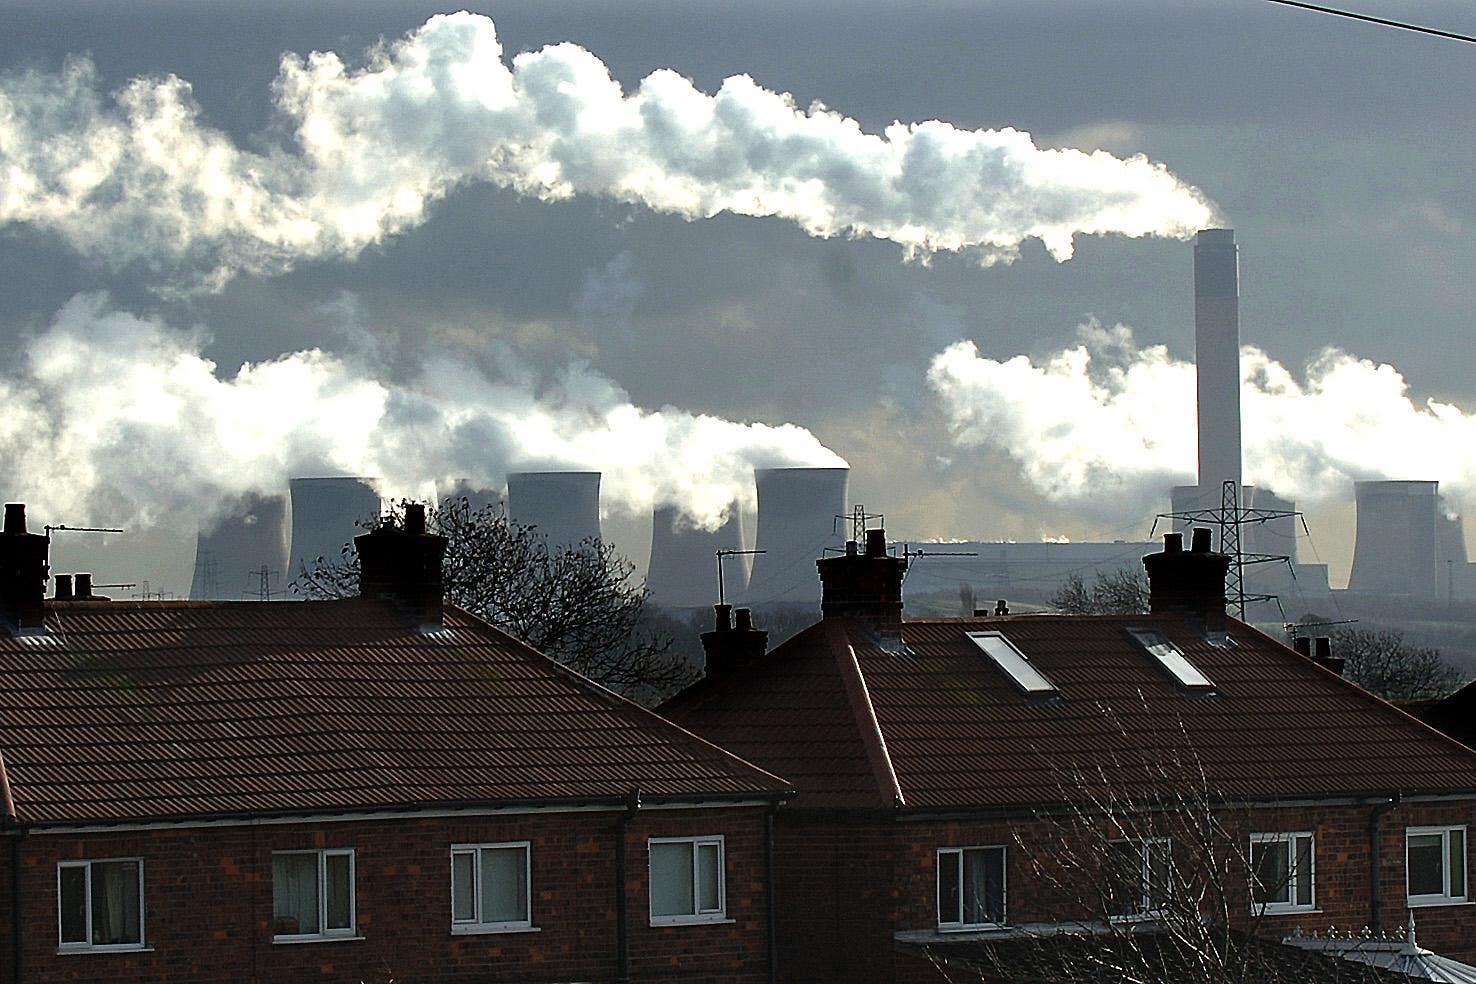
[273,854,320,935]
[91,861,140,945]
[480,847,528,923]
[962,849,1003,924]
[650,842,694,917]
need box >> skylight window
[1127,629,1215,691]
[967,632,1058,696]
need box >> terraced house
[0,504,788,984]
[664,527,1476,983]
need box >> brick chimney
[1142,528,1229,632]
[0,504,49,631]
[700,604,768,676]
[354,503,447,629]
[817,528,908,647]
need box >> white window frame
[1107,837,1172,921]
[648,835,727,926]
[1249,832,1316,914]
[1406,825,1468,907]
[449,841,534,934]
[271,848,357,941]
[56,858,146,952]
[935,845,1007,930]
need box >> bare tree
[294,497,696,703]
[919,708,1400,984]
[1051,568,1150,616]
[1330,627,1462,702]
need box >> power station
[744,467,849,606]
[189,494,290,600]
[288,477,381,579]
[646,505,745,609]
[506,471,602,550]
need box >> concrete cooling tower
[288,477,382,579]
[1347,480,1438,597]
[646,505,745,609]
[506,472,602,550]
[189,494,290,600]
[437,479,502,515]
[744,467,848,607]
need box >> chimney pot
[1142,529,1230,629]
[735,607,753,632]
[865,528,887,558]
[846,540,859,557]
[405,502,426,536]
[1191,527,1212,553]
[995,600,1009,616]
[713,603,733,632]
[1314,637,1332,661]
[1164,532,1184,554]
[3,504,26,536]
[701,605,767,676]
[74,573,92,599]
[54,574,73,601]
[1294,636,1312,657]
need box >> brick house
[663,528,1476,982]
[0,503,790,984]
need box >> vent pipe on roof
[0,504,49,631]
[817,526,907,650]
[355,503,447,630]
[701,604,768,677]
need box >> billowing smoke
[4,295,844,531]
[0,13,1215,290]
[927,320,1476,523]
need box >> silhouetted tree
[1051,567,1150,615]
[294,497,695,703]
[1329,627,1462,701]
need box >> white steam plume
[927,320,1476,522]
[3,295,843,531]
[0,13,1215,289]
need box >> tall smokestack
[1194,228,1241,492]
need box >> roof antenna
[715,549,764,606]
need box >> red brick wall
[773,799,1476,983]
[11,805,771,984]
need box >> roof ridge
[835,638,904,808]
[441,603,792,796]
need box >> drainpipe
[615,788,641,984]
[765,808,778,984]
[1369,792,1401,936]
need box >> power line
[1264,0,1476,44]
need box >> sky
[1,0,1474,595]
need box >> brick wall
[11,805,771,984]
[772,798,1476,983]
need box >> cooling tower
[1194,228,1241,492]
[288,477,382,579]
[506,472,602,550]
[1243,486,1297,561]
[437,479,502,515]
[1347,480,1438,597]
[744,467,848,606]
[646,505,745,609]
[189,493,290,600]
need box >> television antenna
[715,549,764,606]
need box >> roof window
[1127,628,1215,691]
[967,632,1058,697]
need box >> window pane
[452,852,476,923]
[696,843,721,913]
[1451,829,1466,899]
[480,847,528,924]
[324,853,352,931]
[938,851,961,924]
[1106,842,1141,917]
[1252,840,1291,904]
[962,848,1004,924]
[90,861,141,945]
[650,842,695,917]
[1294,836,1314,907]
[1409,834,1445,897]
[59,866,87,944]
[1145,842,1171,912]
[273,854,320,935]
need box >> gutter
[1368,792,1401,936]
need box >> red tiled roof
[0,599,788,825]
[664,614,1476,811]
